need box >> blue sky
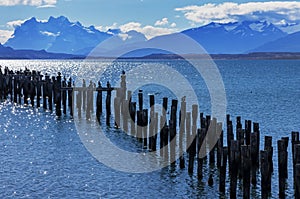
[1,0,300,43]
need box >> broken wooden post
[170,99,178,164]
[43,74,49,110]
[250,132,258,185]
[219,147,228,193]
[67,77,72,116]
[260,150,270,199]
[179,96,186,169]
[241,145,251,199]
[142,109,148,149]
[129,102,136,137]
[82,79,86,111]
[277,139,287,199]
[55,73,62,116]
[197,128,205,179]
[138,90,143,111]
[230,140,239,199]
[62,77,67,115]
[106,81,112,126]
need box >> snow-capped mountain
[3,17,295,56]
[250,31,300,52]
[4,16,147,55]
[181,21,287,54]
[5,16,112,54]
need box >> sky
[1,0,300,43]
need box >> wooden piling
[62,77,67,114]
[179,97,186,169]
[142,109,148,149]
[219,147,228,193]
[250,132,258,185]
[241,145,251,199]
[55,73,62,116]
[260,150,270,199]
[106,81,111,125]
[230,140,239,199]
[277,139,287,198]
[197,128,205,179]
[138,90,143,111]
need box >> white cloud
[119,22,177,39]
[155,17,169,26]
[170,22,177,28]
[0,30,13,44]
[175,1,300,28]
[7,19,27,28]
[0,0,57,7]
[96,22,118,32]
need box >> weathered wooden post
[230,140,239,199]
[48,77,54,111]
[179,96,186,169]
[277,139,286,198]
[67,77,73,116]
[295,164,300,199]
[253,122,260,167]
[188,105,198,174]
[197,128,205,179]
[13,74,18,104]
[129,102,136,137]
[209,117,216,166]
[82,79,86,111]
[217,123,223,169]
[62,77,67,115]
[250,132,258,185]
[36,73,42,108]
[29,76,36,107]
[260,150,270,199]
[245,120,251,145]
[227,120,234,159]
[219,147,228,193]
[23,76,29,106]
[241,145,251,199]
[138,90,143,111]
[114,90,121,128]
[292,131,300,165]
[55,72,62,116]
[264,136,274,175]
[186,112,191,153]
[86,81,93,120]
[142,109,148,149]
[137,110,143,142]
[294,144,300,198]
[149,94,155,151]
[170,99,178,165]
[96,81,103,117]
[106,81,112,126]
[43,74,49,110]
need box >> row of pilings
[0,67,299,198]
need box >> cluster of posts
[0,67,299,198]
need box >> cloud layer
[0,0,57,7]
[175,1,300,27]
[119,22,176,39]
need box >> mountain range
[2,16,300,58]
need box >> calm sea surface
[0,59,299,198]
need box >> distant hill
[0,43,81,59]
[250,31,300,52]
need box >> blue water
[0,59,299,198]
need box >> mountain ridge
[3,16,300,57]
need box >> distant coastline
[1,52,300,60]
